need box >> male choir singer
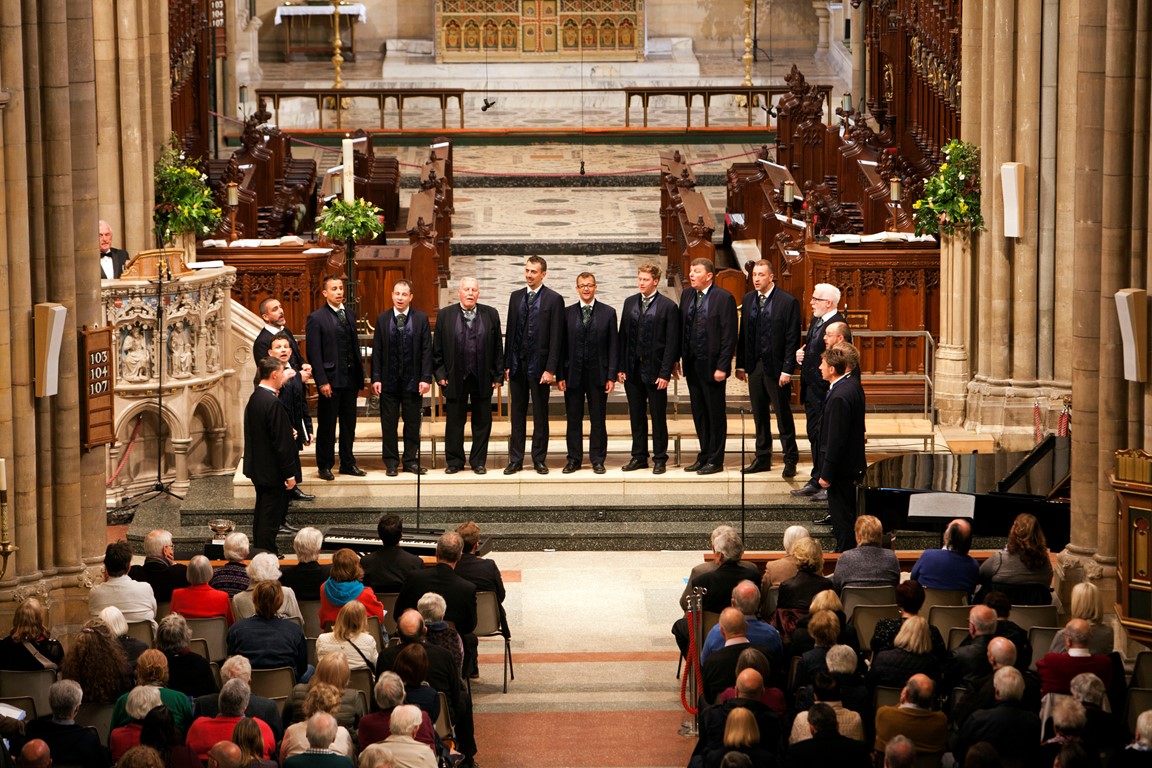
[244,357,298,555]
[371,280,433,477]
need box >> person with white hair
[192,655,284,744]
[109,686,163,761]
[232,552,304,622]
[762,525,811,597]
[154,613,218,698]
[281,527,331,601]
[185,679,275,762]
[416,592,464,681]
[128,529,189,603]
[699,580,782,666]
[357,671,436,749]
[210,532,251,597]
[381,705,437,768]
[23,679,105,767]
[951,666,1041,765]
[281,712,354,768]
[679,525,760,611]
[673,526,759,657]
[1113,710,1152,768]
[170,555,235,624]
[357,744,395,768]
[97,605,148,672]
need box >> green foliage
[315,197,386,243]
[153,134,222,244]
[913,139,985,237]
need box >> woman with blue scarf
[318,548,386,631]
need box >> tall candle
[0,458,6,492]
[842,93,852,112]
[890,178,902,202]
[342,138,355,202]
[783,180,795,204]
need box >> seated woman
[417,592,464,682]
[110,685,162,762]
[358,671,437,749]
[280,527,331,603]
[867,615,941,689]
[110,649,193,736]
[869,580,948,661]
[155,613,218,699]
[227,580,308,683]
[100,606,149,674]
[233,716,278,768]
[394,643,440,724]
[138,705,200,768]
[831,515,900,591]
[318,548,386,631]
[210,532,251,597]
[978,512,1054,604]
[317,600,378,672]
[701,706,774,768]
[789,590,859,657]
[1050,581,1114,655]
[715,647,787,715]
[232,552,304,623]
[0,597,64,672]
[798,644,869,718]
[283,651,364,729]
[170,555,235,625]
[279,683,356,763]
[59,618,131,703]
[793,610,840,693]
[777,538,834,611]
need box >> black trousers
[685,363,727,466]
[316,384,358,470]
[379,389,423,468]
[564,375,609,465]
[508,369,551,464]
[444,375,493,470]
[625,377,670,463]
[828,472,862,552]
[253,484,289,554]
[803,389,825,483]
[747,367,799,466]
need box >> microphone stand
[739,408,747,541]
[415,411,423,529]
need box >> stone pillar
[935,235,973,425]
[209,427,228,472]
[1036,0,1060,382]
[811,2,830,54]
[172,438,192,493]
[1012,0,1041,384]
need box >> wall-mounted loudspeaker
[1001,162,1024,238]
[1115,288,1148,382]
[34,303,68,397]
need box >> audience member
[360,514,423,594]
[16,740,53,768]
[88,541,157,626]
[381,705,437,768]
[777,538,834,612]
[281,527,332,601]
[170,555,234,624]
[453,520,510,678]
[283,712,355,768]
[700,580,783,666]
[909,519,980,595]
[868,616,941,689]
[210,533,252,597]
[1050,581,1114,655]
[137,705,199,768]
[110,649,193,735]
[789,671,865,744]
[789,589,859,657]
[192,655,284,744]
[951,666,1041,767]
[793,610,841,691]
[1112,710,1152,768]
[280,685,356,763]
[785,703,871,768]
[883,735,916,768]
[155,613,218,698]
[873,674,947,756]
[761,526,810,595]
[1039,697,1091,768]
[185,679,275,761]
[952,636,1041,723]
[24,680,109,768]
[233,552,304,623]
[702,608,773,704]
[869,580,947,660]
[59,619,130,703]
[1036,619,1113,696]
[392,644,439,722]
[320,548,387,630]
[357,744,396,768]
[949,605,998,687]
[232,716,277,768]
[715,648,786,714]
[0,598,64,672]
[226,580,308,681]
[675,527,759,656]
[701,707,773,768]
[693,668,783,767]
[99,606,149,674]
[115,745,165,768]
[357,671,436,750]
[831,515,899,591]
[822,644,869,717]
[417,592,465,682]
[1054,741,1099,768]
[109,686,161,761]
[1066,672,1124,756]
[127,529,189,603]
[977,512,1053,605]
[982,591,1033,669]
[284,653,363,730]
[394,532,477,642]
[207,741,244,768]
[317,600,378,672]
[963,742,1003,768]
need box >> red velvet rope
[679,610,704,715]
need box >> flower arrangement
[153,134,222,245]
[315,197,386,243]
[912,139,984,237]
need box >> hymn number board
[82,326,116,450]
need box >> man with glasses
[792,283,845,505]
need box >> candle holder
[782,180,795,224]
[889,177,903,231]
[227,182,239,238]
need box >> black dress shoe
[533,461,549,475]
[592,463,606,474]
[562,461,580,474]
[782,463,798,478]
[503,462,522,475]
[385,466,399,477]
[697,463,723,475]
[290,488,316,502]
[653,462,666,475]
[403,464,428,475]
[445,465,463,474]
[813,513,833,525]
[684,461,704,472]
[791,482,820,496]
[741,460,771,474]
[340,464,367,477]
[810,489,828,502]
[622,458,649,471]
[318,468,335,481]
[472,466,487,475]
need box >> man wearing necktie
[305,275,366,481]
[371,280,433,477]
[503,256,564,475]
[98,220,130,280]
[677,258,738,475]
[792,283,847,505]
[735,259,801,478]
[818,342,867,552]
[557,273,618,474]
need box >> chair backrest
[927,605,972,642]
[1027,626,1061,671]
[380,593,400,638]
[0,696,36,720]
[299,599,323,639]
[367,615,385,650]
[764,586,779,616]
[947,626,969,651]
[0,668,57,720]
[156,601,171,621]
[434,690,455,742]
[209,661,222,690]
[348,668,374,714]
[922,588,969,609]
[873,685,903,711]
[1126,687,1152,739]
[306,636,318,666]
[851,604,900,657]
[841,585,898,621]
[75,701,116,746]
[187,637,211,661]
[1008,604,1059,632]
[249,667,297,715]
[992,582,1053,606]
[701,611,721,643]
[1134,651,1152,688]
[125,620,155,647]
[185,616,229,662]
[474,591,501,637]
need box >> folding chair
[125,620,155,647]
[348,667,374,714]
[840,585,898,621]
[185,616,229,662]
[0,668,57,720]
[873,685,903,711]
[299,600,323,639]
[851,604,900,657]
[249,667,297,716]
[927,605,972,644]
[75,701,116,746]
[1027,626,1060,670]
[434,690,455,748]
[1008,605,1059,633]
[380,593,400,638]
[475,590,514,693]
[947,626,969,651]
[1133,651,1152,688]
[922,588,968,609]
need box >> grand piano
[859,434,1071,549]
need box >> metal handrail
[850,329,936,422]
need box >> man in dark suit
[950,666,1042,766]
[557,272,617,474]
[503,256,565,475]
[692,669,783,764]
[394,531,477,638]
[735,259,802,478]
[785,703,872,768]
[618,262,681,474]
[817,342,867,552]
[253,297,310,383]
[371,280,433,477]
[700,608,778,703]
[243,356,298,555]
[678,257,737,475]
[455,521,509,677]
[793,283,846,503]
[305,275,366,481]
[128,529,188,602]
[98,219,129,279]
[433,277,504,474]
[360,513,424,594]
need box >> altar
[434,0,645,63]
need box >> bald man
[699,579,783,665]
[1035,618,1114,696]
[700,607,778,704]
[692,668,784,763]
[17,740,51,768]
[208,741,243,768]
[949,604,998,687]
[874,674,947,756]
[909,518,980,594]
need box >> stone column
[1036,0,1061,381]
[172,438,193,493]
[209,427,228,472]
[811,2,830,54]
[1012,0,1041,384]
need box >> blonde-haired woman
[0,598,64,671]
[316,600,379,671]
[703,706,774,768]
[778,538,833,610]
[867,615,941,688]
[1050,581,1113,654]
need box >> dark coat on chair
[394,563,477,636]
[432,303,504,397]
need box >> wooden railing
[256,88,467,131]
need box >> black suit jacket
[800,310,846,399]
[735,286,801,378]
[394,563,477,636]
[432,303,504,398]
[678,284,737,375]
[305,304,364,389]
[360,546,425,594]
[375,640,464,717]
[504,284,565,377]
[818,373,866,485]
[558,301,618,387]
[243,386,297,487]
[370,308,433,393]
[22,718,109,768]
[128,559,189,603]
[786,732,872,768]
[701,640,778,704]
[618,292,681,383]
[100,248,130,280]
[694,698,784,759]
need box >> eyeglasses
[811,297,832,304]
